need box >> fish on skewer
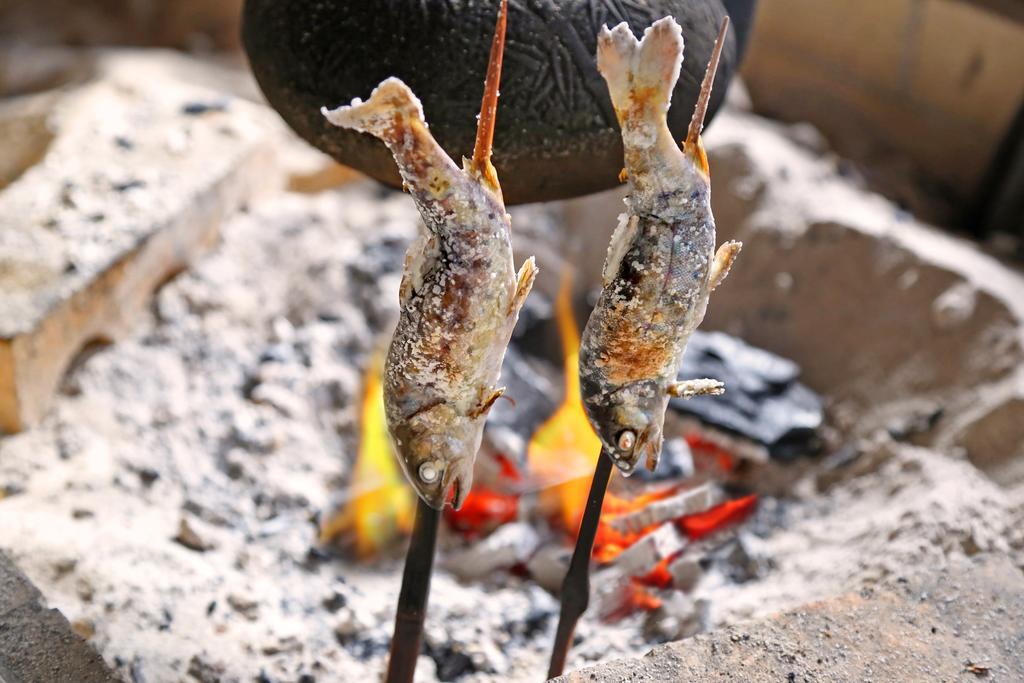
[322,0,536,510]
[579,16,740,476]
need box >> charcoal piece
[707,534,770,584]
[484,346,559,463]
[671,331,823,460]
[426,643,476,682]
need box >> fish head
[391,403,481,511]
[586,380,668,476]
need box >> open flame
[319,356,414,557]
[526,273,602,532]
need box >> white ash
[442,522,540,583]
[668,555,703,591]
[525,544,572,593]
[644,592,708,643]
[0,183,662,682]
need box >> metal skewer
[547,447,614,679]
[385,498,441,683]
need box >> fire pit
[2,43,1024,683]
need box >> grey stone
[0,552,117,683]
[557,555,1024,682]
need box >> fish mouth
[640,425,662,472]
[415,462,471,511]
[611,455,640,476]
[443,466,469,511]
[607,424,660,476]
[607,443,641,476]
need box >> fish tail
[321,77,426,143]
[323,77,461,203]
[597,17,683,135]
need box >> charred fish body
[322,0,535,510]
[580,17,740,476]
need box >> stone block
[0,52,286,433]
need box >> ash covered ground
[2,102,1024,683]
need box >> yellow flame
[526,271,602,532]
[319,356,414,558]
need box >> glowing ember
[526,273,602,531]
[445,486,519,537]
[636,557,675,589]
[686,433,736,474]
[604,582,663,621]
[678,495,757,540]
[326,274,757,618]
[319,358,414,558]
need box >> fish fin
[668,378,725,399]
[469,387,506,419]
[509,256,537,317]
[709,240,742,291]
[469,0,508,191]
[597,17,683,131]
[443,459,474,511]
[638,425,663,472]
[618,167,628,183]
[322,77,424,142]
[603,213,638,287]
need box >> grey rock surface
[0,552,117,683]
[557,554,1024,682]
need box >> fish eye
[418,461,440,484]
[617,430,636,451]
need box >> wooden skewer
[546,447,614,679]
[470,0,508,188]
[384,498,441,683]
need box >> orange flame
[319,357,414,558]
[526,272,602,531]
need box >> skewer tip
[471,0,508,189]
[685,15,729,149]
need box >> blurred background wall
[740,0,1024,230]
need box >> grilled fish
[322,0,536,509]
[579,16,740,475]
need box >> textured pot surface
[243,0,747,204]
